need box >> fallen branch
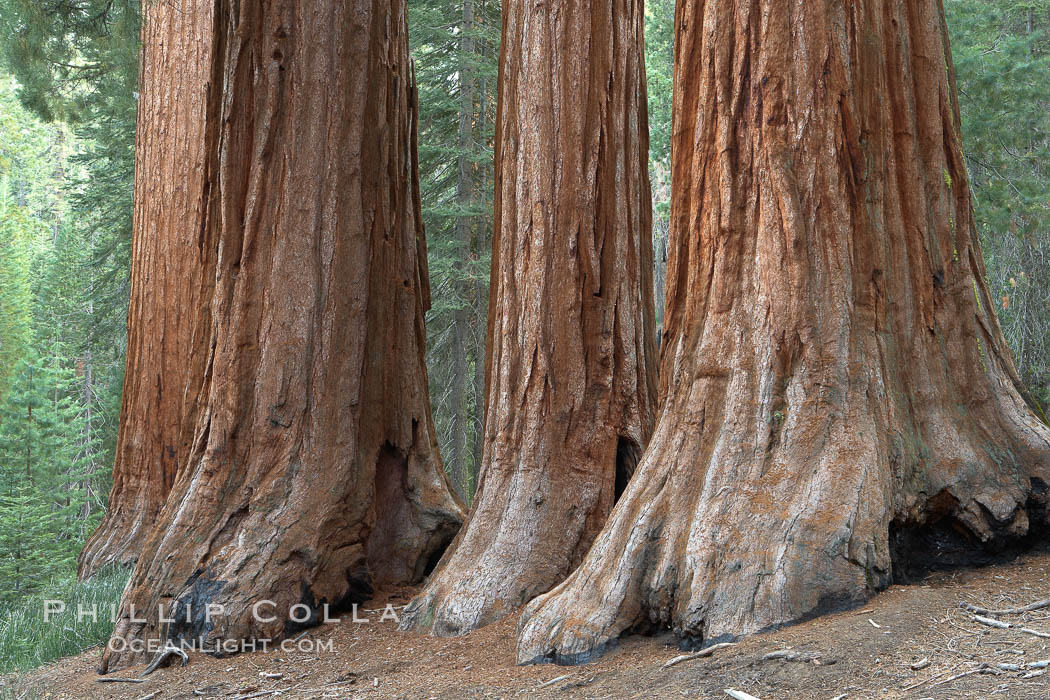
[1022,669,1046,680]
[537,674,572,688]
[1027,659,1050,669]
[902,666,959,692]
[961,599,1050,616]
[141,644,189,677]
[135,692,161,700]
[662,642,737,669]
[910,657,931,671]
[724,690,762,700]
[229,691,279,700]
[762,649,820,663]
[972,615,1011,629]
[1020,627,1050,639]
[96,677,147,683]
[929,664,999,688]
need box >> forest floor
[5,545,1050,700]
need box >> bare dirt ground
[6,546,1050,700]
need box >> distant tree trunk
[518,0,1050,665]
[79,323,94,523]
[400,0,658,636]
[99,0,463,673]
[470,279,486,494]
[447,0,477,499]
[448,320,470,496]
[77,0,214,579]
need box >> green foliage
[0,0,138,125]
[0,75,114,611]
[948,0,1050,405]
[0,0,138,467]
[646,0,674,217]
[410,0,500,497]
[0,78,71,395]
[645,0,675,327]
[0,0,136,545]
[0,346,102,604]
[0,566,128,674]
[0,190,33,395]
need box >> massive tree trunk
[400,0,658,636]
[77,0,214,580]
[99,0,463,673]
[517,0,1050,665]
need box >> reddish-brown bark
[518,0,1050,664]
[99,0,463,673]
[78,0,214,580]
[400,0,658,636]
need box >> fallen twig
[961,599,1050,616]
[96,677,147,683]
[724,690,762,700]
[277,682,356,696]
[537,674,572,688]
[1022,669,1047,680]
[902,666,959,692]
[661,642,737,669]
[762,649,821,663]
[910,657,931,671]
[929,664,999,688]
[972,615,1011,629]
[1020,627,1050,639]
[141,644,189,676]
[228,691,279,700]
[1027,659,1050,669]
[135,692,161,700]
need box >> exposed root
[141,645,189,676]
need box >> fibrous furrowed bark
[400,0,658,636]
[518,0,1050,665]
[78,0,214,580]
[99,0,463,672]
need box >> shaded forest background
[0,0,1046,603]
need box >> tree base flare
[516,0,1050,667]
[517,420,1050,665]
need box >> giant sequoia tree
[400,0,658,636]
[78,0,214,579]
[99,0,463,672]
[517,0,1050,664]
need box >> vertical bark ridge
[400,0,658,637]
[517,0,1050,665]
[99,0,463,673]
